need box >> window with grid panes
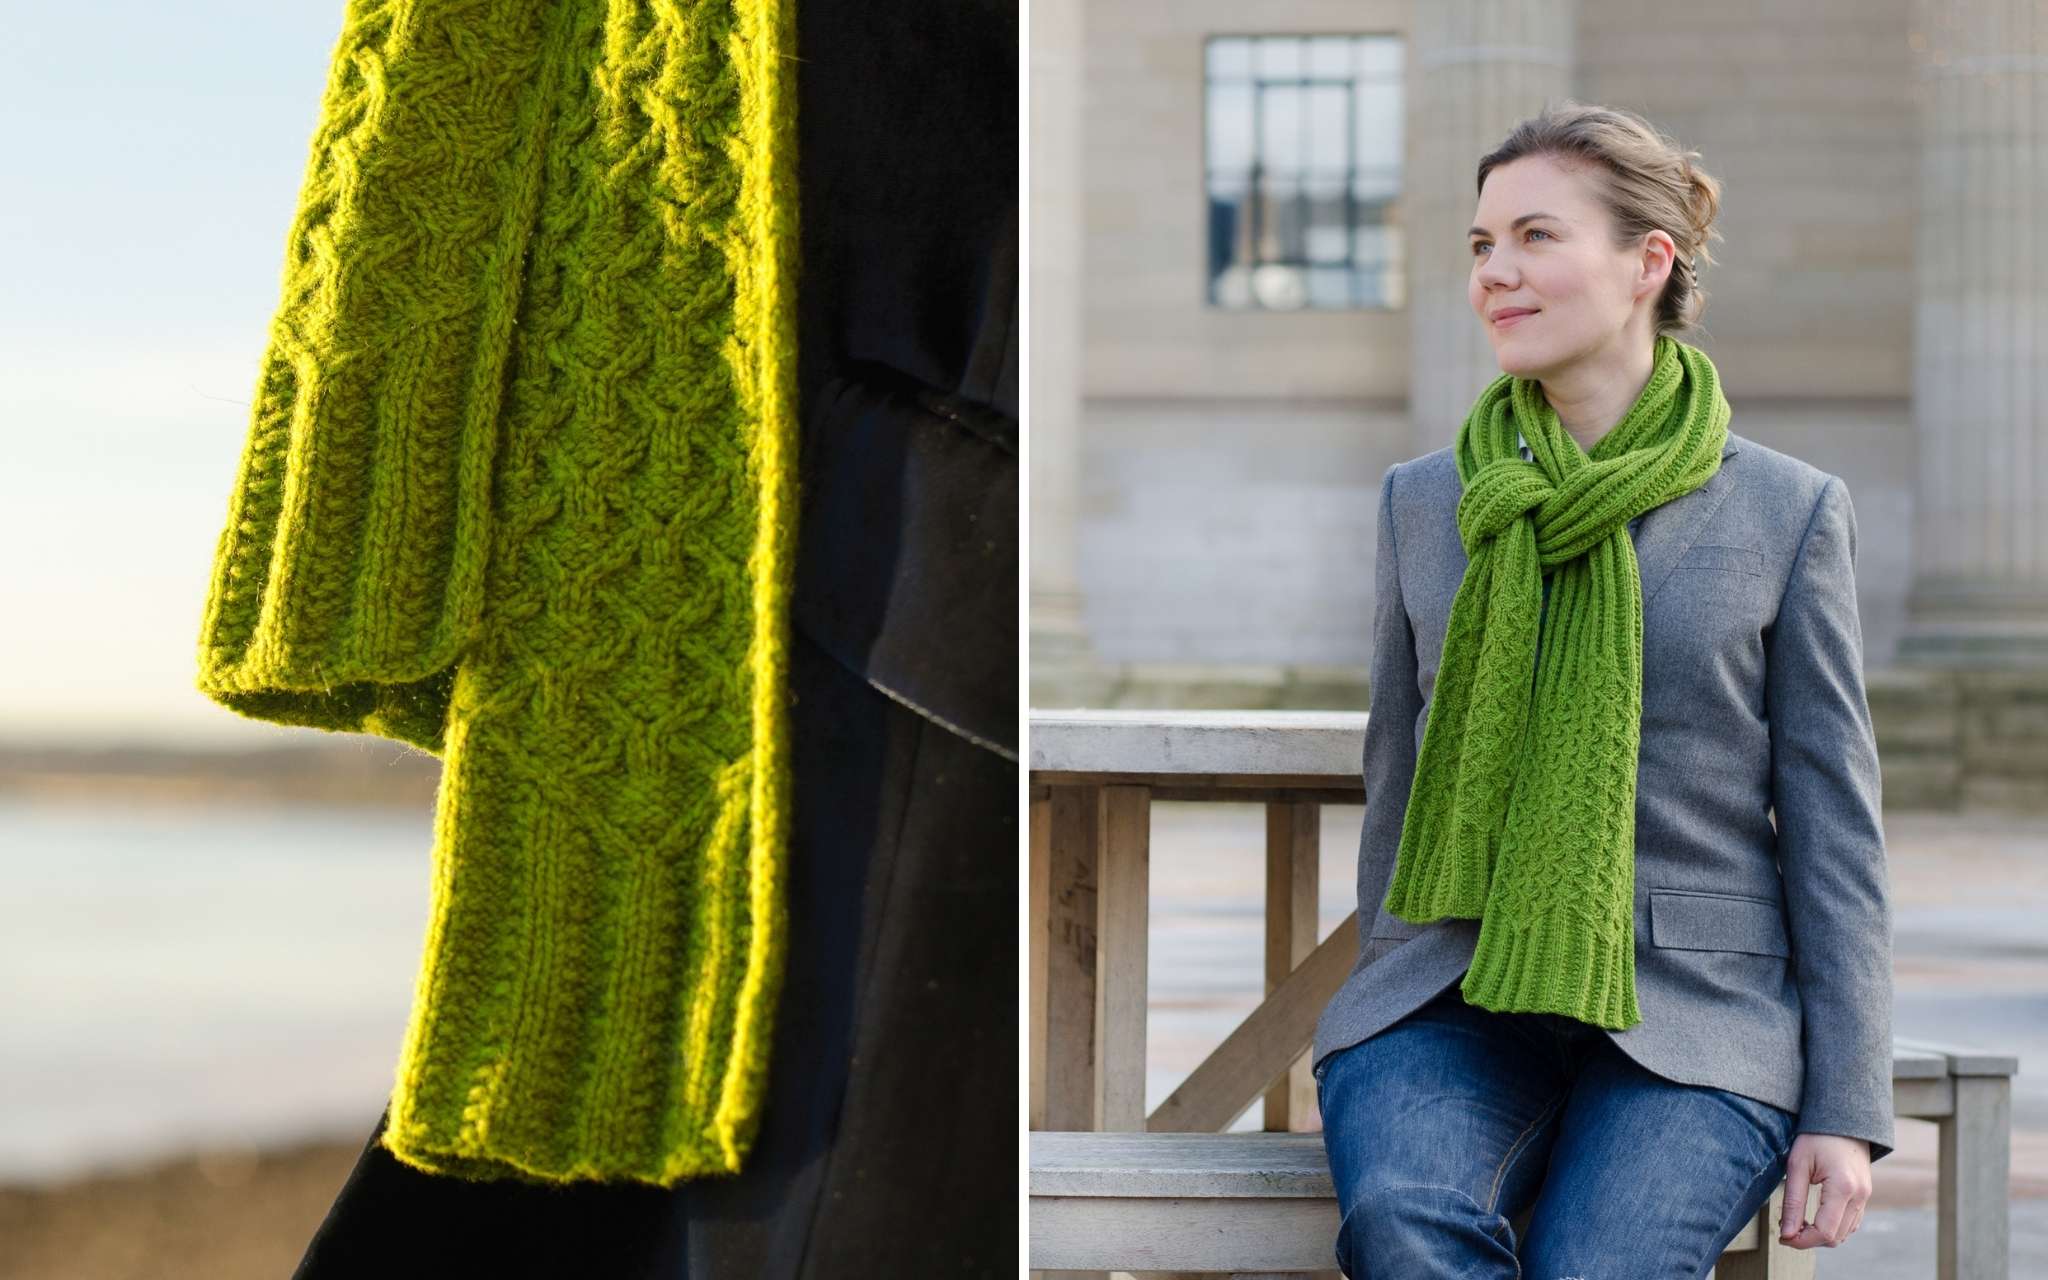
[1205,34,1405,311]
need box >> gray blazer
[1310,429,1896,1163]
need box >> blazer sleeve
[1765,475,1896,1164]
[1356,463,1426,956]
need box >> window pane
[1308,35,1354,78]
[1352,171,1399,205]
[1304,225,1350,266]
[1354,80,1403,174]
[1352,220,1393,267]
[1304,185,1349,263]
[1255,36,1304,78]
[1207,37,1251,80]
[1307,267,1354,308]
[1207,82,1253,173]
[1256,178,1305,262]
[1306,84,1348,175]
[1207,186,1247,285]
[1252,263,1307,309]
[1259,84,1304,172]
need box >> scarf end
[357,737,791,1189]
[372,972,785,1188]
[192,659,459,757]
[373,1105,762,1188]
[1382,842,1493,923]
[1460,911,1642,1031]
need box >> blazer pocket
[1650,888,1791,958]
[1361,935,1409,970]
[1673,543,1765,576]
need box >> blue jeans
[1314,984,1797,1279]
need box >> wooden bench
[1027,709,2019,1280]
[1031,1035,2015,1277]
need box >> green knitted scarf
[193,0,798,1187]
[1381,333,1730,1029]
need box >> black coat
[291,0,1018,1274]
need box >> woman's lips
[1494,309,1538,330]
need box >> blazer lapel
[1634,435,1743,611]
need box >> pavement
[1141,804,2048,1278]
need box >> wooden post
[1097,785,1151,1132]
[1041,784,1101,1131]
[1263,800,1320,1132]
[1037,783,1113,1280]
[1938,1073,2012,1280]
[1030,791,1052,1131]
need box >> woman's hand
[1778,1133,1872,1249]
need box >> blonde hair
[1476,100,1724,338]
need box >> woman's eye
[1471,228,1550,256]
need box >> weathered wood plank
[1938,1074,2012,1280]
[1041,785,1101,1131]
[1032,1195,1342,1272]
[1030,773,1365,801]
[1033,1131,1333,1197]
[1098,785,1152,1131]
[1147,915,1358,1133]
[1897,1074,1957,1118]
[1894,1046,1955,1079]
[1031,709,1369,778]
[1894,1035,2021,1078]
[1264,800,1320,1132]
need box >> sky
[2,4,358,748]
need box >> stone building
[1030,0,2048,809]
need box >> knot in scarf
[1381,333,1731,1029]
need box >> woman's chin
[1493,346,1547,377]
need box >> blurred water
[0,795,433,1184]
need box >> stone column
[1405,2,1579,456]
[1900,1,2048,666]
[1028,0,1091,679]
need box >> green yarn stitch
[1382,334,1730,1030]
[193,0,800,1186]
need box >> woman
[1308,102,1893,1278]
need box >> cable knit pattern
[1383,335,1730,1029]
[192,0,799,1186]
